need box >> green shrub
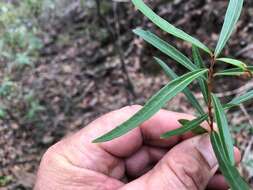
[0,1,43,69]
[0,0,45,121]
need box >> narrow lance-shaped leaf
[178,118,208,135]
[211,131,250,190]
[154,57,205,115]
[214,0,244,57]
[225,90,253,109]
[212,94,235,165]
[161,114,207,139]
[93,69,208,143]
[192,46,209,104]
[132,0,212,55]
[215,67,253,77]
[176,114,208,132]
[192,46,206,68]
[133,29,198,71]
[217,58,248,70]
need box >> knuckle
[165,154,203,190]
[40,144,60,166]
[183,162,205,187]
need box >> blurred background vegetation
[0,0,253,189]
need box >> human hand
[34,105,240,190]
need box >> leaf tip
[160,134,167,139]
[92,139,100,143]
[92,136,106,143]
[132,28,142,34]
[178,119,188,125]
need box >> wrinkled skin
[35,105,240,190]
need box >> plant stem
[95,0,136,102]
[207,55,216,131]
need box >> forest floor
[1,0,253,189]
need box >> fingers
[88,105,203,158]
[125,146,167,178]
[39,105,199,181]
[121,134,239,190]
[207,174,229,190]
[124,146,241,182]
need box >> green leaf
[191,125,208,135]
[154,57,205,115]
[93,69,208,143]
[28,35,43,51]
[0,108,6,119]
[0,175,12,186]
[224,90,253,109]
[26,101,45,120]
[212,94,235,165]
[217,58,247,70]
[161,114,207,139]
[15,53,32,66]
[132,0,211,55]
[192,46,209,104]
[211,131,250,190]
[214,0,244,57]
[133,29,198,71]
[215,66,253,77]
[211,131,230,163]
[192,46,206,68]
[0,80,14,96]
[178,118,208,135]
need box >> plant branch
[112,2,136,100]
[95,0,136,102]
[207,55,216,131]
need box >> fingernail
[196,134,217,169]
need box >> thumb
[121,134,218,190]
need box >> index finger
[85,105,207,157]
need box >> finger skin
[120,134,218,190]
[207,174,229,190]
[125,146,167,178]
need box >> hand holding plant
[35,106,241,190]
[94,0,253,189]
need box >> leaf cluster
[93,1,252,189]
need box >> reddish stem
[207,55,216,131]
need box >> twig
[194,79,253,99]
[215,80,253,98]
[240,104,253,127]
[95,0,136,102]
[113,2,136,100]
[224,79,253,128]
[242,136,253,175]
[233,82,253,128]
[207,55,216,131]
